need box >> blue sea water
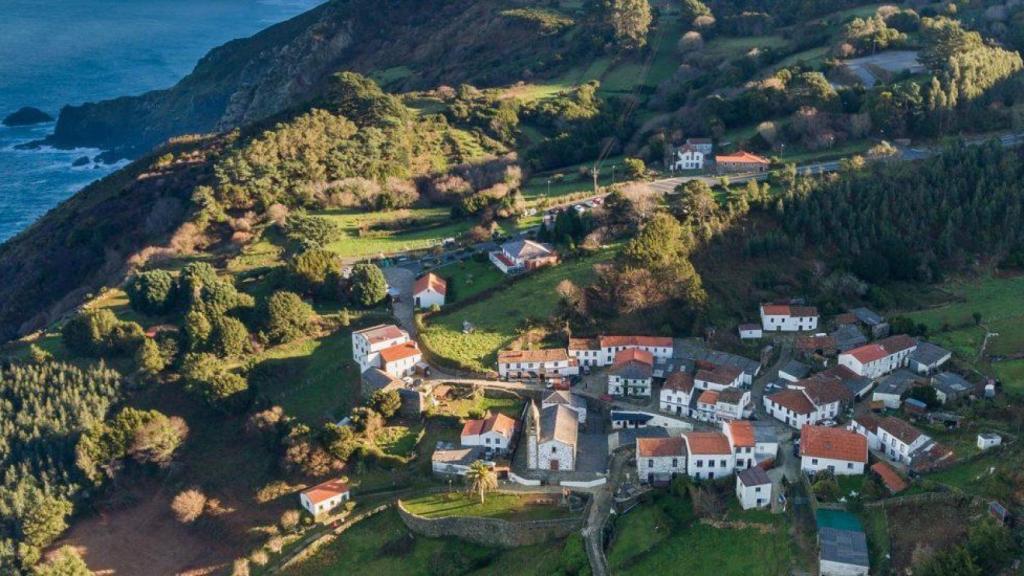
[0,0,324,243]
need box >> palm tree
[465,460,497,504]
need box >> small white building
[838,335,917,379]
[352,324,411,374]
[760,303,819,332]
[431,445,495,476]
[607,349,654,397]
[542,390,587,424]
[568,335,673,368]
[800,425,867,476]
[694,364,743,391]
[763,388,818,429]
[489,239,558,274]
[460,412,517,454]
[497,348,579,380]
[379,341,423,377]
[907,341,951,375]
[736,467,772,510]
[877,417,929,465]
[526,403,577,472]
[672,144,705,171]
[300,478,350,516]
[637,436,687,484]
[738,323,763,340]
[977,433,1002,451]
[413,272,447,309]
[659,371,695,417]
[682,431,735,480]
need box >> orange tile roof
[413,272,447,296]
[696,364,742,386]
[698,390,720,405]
[637,436,687,457]
[767,388,815,414]
[801,376,854,406]
[663,372,695,393]
[461,412,516,439]
[879,417,923,445]
[379,341,421,363]
[498,348,573,364]
[871,462,908,494]
[845,335,916,363]
[612,349,654,368]
[302,478,350,504]
[683,431,733,455]
[879,334,917,354]
[761,303,818,317]
[844,343,888,364]
[354,324,407,344]
[716,151,770,164]
[568,337,599,351]
[600,335,673,348]
[800,425,867,463]
[726,421,755,447]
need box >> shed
[977,433,1002,450]
[819,527,870,576]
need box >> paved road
[383,266,416,335]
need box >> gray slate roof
[831,324,868,352]
[540,404,578,446]
[502,239,552,260]
[738,466,771,486]
[932,372,972,396]
[852,307,884,326]
[909,341,952,367]
[610,360,653,380]
[752,421,778,444]
[362,367,401,393]
[780,360,811,379]
[819,527,870,567]
[875,369,920,396]
[674,340,760,377]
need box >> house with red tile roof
[876,417,930,465]
[695,364,744,391]
[461,412,517,455]
[760,302,819,332]
[352,323,412,373]
[379,341,423,377]
[637,436,687,484]
[413,272,446,309]
[659,371,695,417]
[607,349,654,397]
[723,420,779,470]
[838,334,918,379]
[489,239,558,275]
[682,431,736,480]
[871,462,908,494]
[497,348,579,380]
[716,151,770,174]
[800,425,868,476]
[763,388,820,429]
[300,478,350,516]
[568,334,673,367]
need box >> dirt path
[383,266,416,335]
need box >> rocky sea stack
[3,106,54,126]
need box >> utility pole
[592,162,600,195]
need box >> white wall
[801,455,865,476]
[686,453,735,480]
[609,375,651,397]
[760,312,818,332]
[820,559,869,576]
[300,491,349,516]
[536,440,575,471]
[461,430,511,453]
[847,422,881,452]
[638,455,685,484]
[499,359,579,379]
[382,353,421,377]
[736,478,771,509]
[871,391,902,410]
[415,288,445,309]
[878,428,929,464]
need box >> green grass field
[434,258,507,303]
[608,491,793,575]
[318,207,471,259]
[280,508,573,576]
[252,328,361,424]
[402,492,570,521]
[419,250,614,371]
[704,35,789,61]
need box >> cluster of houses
[669,138,771,175]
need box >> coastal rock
[3,106,54,126]
[72,156,91,167]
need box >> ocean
[0,0,324,243]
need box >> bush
[171,489,207,523]
[289,248,341,298]
[62,309,144,358]
[263,291,315,344]
[125,270,177,316]
[349,263,388,308]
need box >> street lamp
[547,179,551,197]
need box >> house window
[696,459,703,467]
[648,459,654,467]
[551,446,557,454]
[812,458,818,465]
[847,463,854,469]
[672,458,678,467]
[720,460,727,468]
[755,487,761,493]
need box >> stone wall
[396,498,585,548]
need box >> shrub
[263,291,315,344]
[125,270,177,315]
[349,263,388,307]
[171,489,207,523]
[280,509,301,530]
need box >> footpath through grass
[419,249,614,371]
[402,492,570,521]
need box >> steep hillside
[48,0,588,157]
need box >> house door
[415,296,421,307]
[550,459,560,471]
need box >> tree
[135,337,166,375]
[289,248,341,297]
[623,157,646,179]
[811,471,841,501]
[609,0,652,50]
[966,519,1016,573]
[125,270,177,316]
[129,415,189,466]
[17,485,73,549]
[349,263,388,308]
[322,423,359,461]
[171,489,207,523]
[263,291,314,344]
[280,509,301,531]
[211,316,250,358]
[349,407,384,436]
[370,389,402,419]
[29,344,53,364]
[184,309,213,351]
[181,352,249,407]
[33,545,92,576]
[62,309,119,357]
[622,213,691,268]
[680,0,711,22]
[916,545,981,576]
[465,460,498,504]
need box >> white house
[352,324,411,374]
[526,403,577,472]
[760,303,819,332]
[932,372,972,404]
[838,335,917,379]
[876,417,929,465]
[460,412,517,455]
[697,388,750,423]
[778,360,811,383]
[722,420,777,470]
[763,377,850,430]
[379,341,423,377]
[637,436,687,484]
[607,349,654,397]
[738,323,763,340]
[659,371,695,417]
[300,478,350,516]
[681,431,735,480]
[672,144,705,171]
[568,335,673,367]
[497,348,579,380]
[694,364,743,391]
[764,388,818,429]
[736,467,773,510]
[413,272,447,309]
[907,341,952,375]
[977,433,1002,451]
[870,369,920,409]
[489,239,558,274]
[800,425,868,476]
[542,390,587,424]
[847,414,882,451]
[685,137,714,155]
[431,446,495,476]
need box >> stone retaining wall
[396,498,585,548]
